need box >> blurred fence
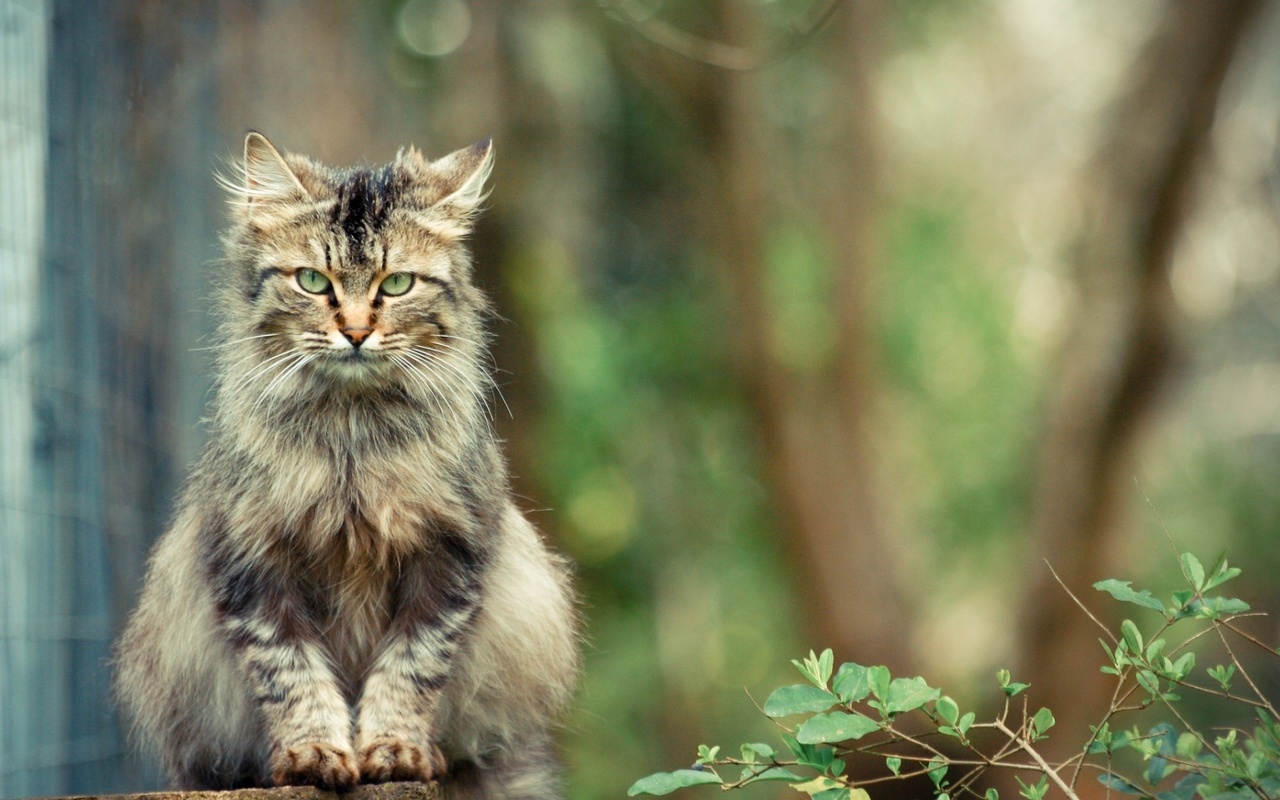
[0,1,223,794]
[0,0,60,794]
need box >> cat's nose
[342,327,372,347]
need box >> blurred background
[2,0,1280,798]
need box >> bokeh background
[2,1,1280,798]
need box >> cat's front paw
[358,737,447,783]
[272,742,360,791]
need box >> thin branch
[1222,618,1280,659]
[1214,623,1279,719]
[1047,560,1118,644]
[992,719,1081,800]
[1137,480,1185,564]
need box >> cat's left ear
[429,139,494,221]
[240,132,310,208]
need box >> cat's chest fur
[220,392,480,546]
[242,436,461,691]
[211,393,483,679]
[296,511,400,695]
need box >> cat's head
[216,132,494,398]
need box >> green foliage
[629,550,1278,800]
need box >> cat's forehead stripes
[327,165,408,257]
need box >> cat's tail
[440,736,564,800]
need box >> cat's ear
[237,132,310,208]
[430,139,494,220]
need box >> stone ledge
[54,781,439,800]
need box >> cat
[114,132,579,800]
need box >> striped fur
[115,133,579,799]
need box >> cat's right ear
[229,132,310,214]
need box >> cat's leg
[208,545,359,791]
[355,529,488,783]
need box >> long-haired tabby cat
[114,133,579,800]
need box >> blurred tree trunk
[1018,0,1262,766]
[634,0,912,668]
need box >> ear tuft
[395,145,430,172]
[240,132,309,204]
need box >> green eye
[297,269,331,294]
[380,272,414,297]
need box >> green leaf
[1016,775,1048,800]
[765,685,839,718]
[1175,733,1202,760]
[886,757,902,776]
[1030,707,1055,741]
[741,767,805,784]
[782,735,836,772]
[1204,556,1241,591]
[1170,652,1195,681]
[997,669,1029,696]
[958,711,976,735]
[1203,570,1244,596]
[833,663,870,703]
[792,777,844,796]
[885,676,940,715]
[1208,663,1235,690]
[793,651,825,688]
[696,745,719,764]
[936,696,959,726]
[628,770,723,796]
[868,666,891,701]
[927,757,948,789]
[1170,590,1196,618]
[818,649,834,687]
[1180,553,1206,591]
[796,711,880,744]
[742,743,775,761]
[1095,579,1167,614]
[985,789,999,800]
[1136,669,1160,696]
[1146,755,1175,786]
[1121,619,1144,653]
[1088,723,1112,754]
[1195,596,1250,618]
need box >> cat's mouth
[313,347,392,381]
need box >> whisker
[251,352,315,418]
[226,348,304,394]
[390,354,450,420]
[419,341,512,419]
[408,345,489,392]
[409,345,512,420]
[404,348,491,420]
[400,351,475,422]
[434,333,500,368]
